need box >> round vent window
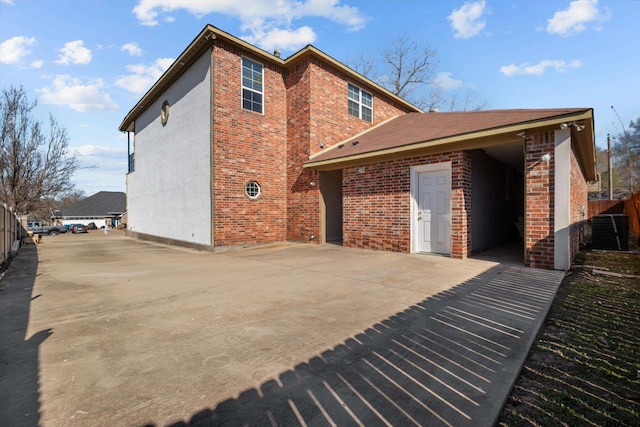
[245,181,261,200]
[160,100,170,126]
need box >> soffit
[305,108,596,181]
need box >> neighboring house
[60,191,126,228]
[119,25,595,270]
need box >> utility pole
[607,133,613,200]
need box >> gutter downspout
[208,33,216,248]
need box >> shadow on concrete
[145,263,563,427]
[0,245,49,426]
[470,241,524,266]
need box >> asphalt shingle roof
[61,191,126,217]
[307,108,591,164]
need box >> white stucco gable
[127,51,212,247]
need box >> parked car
[70,224,88,234]
[26,221,67,235]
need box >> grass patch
[497,243,640,427]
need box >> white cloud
[546,0,610,36]
[121,42,143,56]
[1,0,15,5]
[55,40,92,65]
[448,0,487,39]
[431,72,463,90]
[39,75,118,112]
[132,0,367,51]
[0,36,36,64]
[244,26,316,51]
[115,57,174,95]
[31,60,43,69]
[74,145,127,157]
[70,144,128,195]
[500,59,583,76]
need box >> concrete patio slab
[0,232,565,426]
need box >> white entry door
[415,168,451,254]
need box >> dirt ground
[497,245,640,426]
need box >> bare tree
[346,37,487,112]
[0,86,79,215]
[610,112,640,244]
[381,37,438,102]
[28,190,86,222]
[611,115,640,198]
[440,87,488,113]
[56,189,86,210]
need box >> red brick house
[119,25,595,270]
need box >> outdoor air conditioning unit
[591,214,629,251]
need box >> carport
[471,142,525,260]
[308,108,596,270]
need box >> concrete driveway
[0,232,564,426]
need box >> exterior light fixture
[541,153,551,163]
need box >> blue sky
[1,0,638,196]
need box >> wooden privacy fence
[588,200,623,218]
[588,190,640,237]
[623,191,640,237]
[1,202,20,268]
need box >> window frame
[241,57,264,114]
[245,181,261,200]
[348,83,373,123]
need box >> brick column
[525,131,555,268]
[451,151,472,259]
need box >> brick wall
[524,131,555,268]
[210,42,414,247]
[285,58,413,243]
[452,151,472,258]
[212,40,288,247]
[285,59,320,243]
[342,151,471,258]
[570,145,588,260]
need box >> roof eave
[118,25,286,132]
[119,25,420,133]
[571,109,596,181]
[304,110,596,174]
[285,46,422,114]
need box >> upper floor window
[348,83,373,123]
[242,58,263,113]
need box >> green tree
[0,85,79,215]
